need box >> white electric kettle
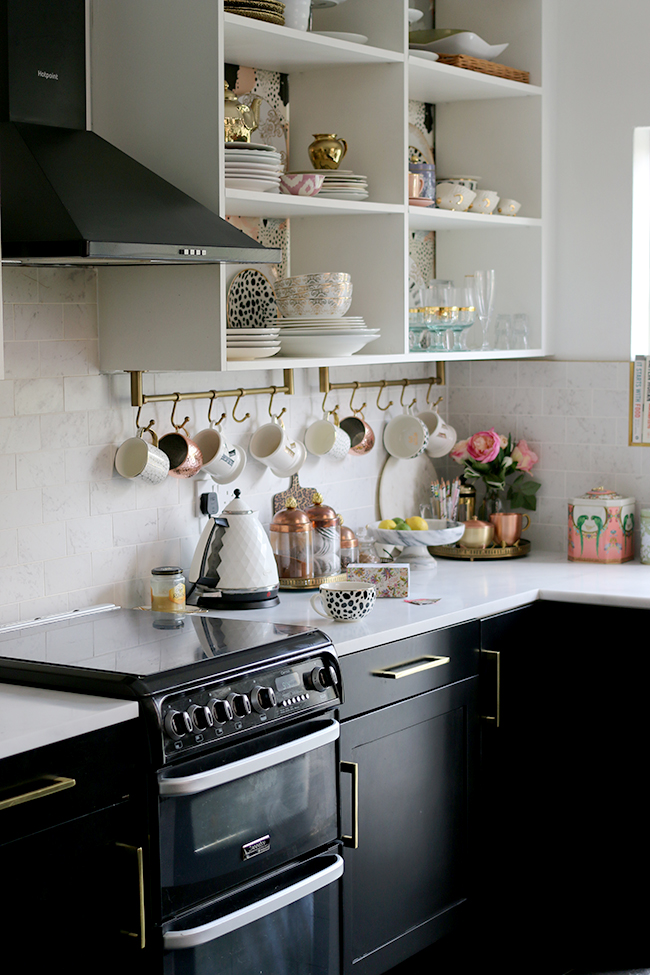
[187,489,280,609]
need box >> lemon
[378,519,397,529]
[406,516,429,531]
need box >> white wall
[547,0,650,360]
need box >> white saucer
[225,178,281,192]
[226,346,281,360]
[409,49,440,62]
[225,142,278,151]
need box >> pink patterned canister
[568,487,635,563]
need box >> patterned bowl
[275,271,351,288]
[280,173,325,196]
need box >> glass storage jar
[306,492,341,577]
[150,566,185,612]
[269,498,314,580]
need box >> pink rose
[450,439,470,463]
[466,428,502,464]
[512,439,538,473]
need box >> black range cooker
[0,606,344,975]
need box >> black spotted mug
[310,582,376,622]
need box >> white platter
[312,31,369,44]
[227,346,281,360]
[378,453,438,523]
[224,178,281,192]
[318,191,369,200]
[226,327,279,335]
[409,31,508,60]
[225,142,278,151]
[280,333,378,356]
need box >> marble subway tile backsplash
[0,265,644,623]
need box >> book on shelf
[633,355,645,443]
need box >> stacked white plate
[288,170,369,201]
[268,316,380,357]
[225,143,284,193]
[226,327,281,360]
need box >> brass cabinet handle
[116,843,146,949]
[371,655,450,679]
[340,761,359,849]
[0,774,75,812]
[481,649,501,727]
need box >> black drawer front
[0,719,144,844]
[338,622,479,720]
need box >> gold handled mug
[490,512,530,546]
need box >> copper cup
[490,512,530,546]
[159,429,203,478]
[339,414,375,455]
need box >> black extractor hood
[0,0,281,266]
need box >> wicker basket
[435,54,530,84]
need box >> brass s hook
[232,389,250,424]
[135,405,155,433]
[349,382,366,416]
[268,387,287,423]
[170,394,190,433]
[321,387,339,417]
[399,381,417,411]
[426,377,443,409]
[207,391,226,428]
[376,381,393,412]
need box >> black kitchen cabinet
[338,622,480,975]
[479,601,650,975]
[0,720,149,974]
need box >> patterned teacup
[310,582,376,621]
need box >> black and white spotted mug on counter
[310,581,376,622]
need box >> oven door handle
[158,719,340,796]
[163,853,344,950]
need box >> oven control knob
[250,685,277,713]
[227,692,252,718]
[188,704,214,731]
[210,698,233,725]
[306,666,336,692]
[164,709,193,740]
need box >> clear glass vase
[478,487,504,522]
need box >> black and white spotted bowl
[310,582,377,621]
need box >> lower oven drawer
[157,717,339,917]
[162,851,343,975]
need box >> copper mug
[159,421,204,478]
[339,413,375,455]
[490,511,530,546]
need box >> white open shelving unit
[92,0,545,374]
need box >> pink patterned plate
[409,197,435,207]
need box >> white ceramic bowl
[409,29,509,61]
[280,332,378,356]
[279,173,325,196]
[276,293,353,318]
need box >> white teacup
[497,198,521,216]
[436,182,477,211]
[416,410,457,458]
[310,582,376,621]
[114,429,170,484]
[249,417,307,478]
[193,423,246,484]
[469,189,500,214]
[383,411,429,459]
[305,415,351,460]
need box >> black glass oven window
[159,741,337,917]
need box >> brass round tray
[429,539,531,561]
[278,572,347,591]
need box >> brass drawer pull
[340,761,359,849]
[116,843,146,949]
[372,655,450,679]
[481,649,501,727]
[0,774,76,812]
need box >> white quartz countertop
[208,551,650,656]
[0,684,139,760]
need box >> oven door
[157,717,339,917]
[162,851,343,975]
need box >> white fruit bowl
[368,519,465,569]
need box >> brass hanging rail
[318,363,445,400]
[128,369,295,409]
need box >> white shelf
[409,207,542,230]
[408,55,542,104]
[225,189,404,219]
[225,348,547,371]
[223,13,402,72]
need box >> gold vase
[308,133,348,170]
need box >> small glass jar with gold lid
[339,521,359,569]
[306,492,341,577]
[269,498,313,580]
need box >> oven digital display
[275,672,301,692]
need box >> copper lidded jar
[269,498,313,580]
[306,492,341,577]
[339,521,359,569]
